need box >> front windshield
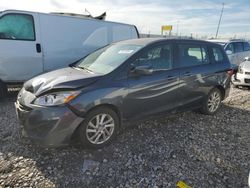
[77,44,143,74]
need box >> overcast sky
[1,0,250,38]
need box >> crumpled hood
[24,67,103,96]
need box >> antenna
[85,8,92,16]
[215,3,225,38]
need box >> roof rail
[229,39,245,42]
[50,12,106,20]
[208,38,246,42]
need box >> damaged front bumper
[15,99,84,147]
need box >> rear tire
[78,107,119,149]
[200,88,222,115]
[0,81,7,99]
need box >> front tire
[0,81,7,99]
[78,107,119,149]
[200,88,222,115]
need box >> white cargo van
[0,10,139,97]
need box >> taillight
[227,69,234,77]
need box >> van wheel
[0,81,7,98]
[78,107,119,149]
[200,88,222,115]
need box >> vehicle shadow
[0,91,19,103]
[0,102,249,187]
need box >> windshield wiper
[74,66,94,73]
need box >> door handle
[166,75,176,80]
[36,43,41,53]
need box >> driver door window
[0,14,35,41]
[133,44,172,70]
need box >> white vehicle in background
[232,57,250,88]
[208,39,250,66]
[0,9,139,97]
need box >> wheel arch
[214,85,226,99]
[86,103,122,122]
[70,103,122,143]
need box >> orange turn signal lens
[64,92,80,104]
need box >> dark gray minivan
[15,38,233,148]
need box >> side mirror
[133,65,153,75]
[226,50,233,55]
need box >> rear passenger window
[212,47,224,63]
[243,42,250,51]
[0,14,35,41]
[178,44,209,67]
[233,42,243,53]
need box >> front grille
[245,72,250,75]
[245,79,250,83]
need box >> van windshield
[77,44,142,74]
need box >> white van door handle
[36,43,41,53]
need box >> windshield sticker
[118,50,134,54]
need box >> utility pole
[176,20,179,36]
[148,30,150,38]
[215,3,225,38]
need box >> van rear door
[0,11,43,82]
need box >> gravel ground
[0,87,249,188]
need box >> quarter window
[0,14,35,41]
[212,47,224,63]
[178,44,209,67]
[133,44,172,70]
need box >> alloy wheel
[207,91,221,113]
[86,113,115,145]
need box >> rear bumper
[231,73,250,86]
[15,101,84,147]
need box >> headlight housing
[33,91,80,106]
[238,66,244,74]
